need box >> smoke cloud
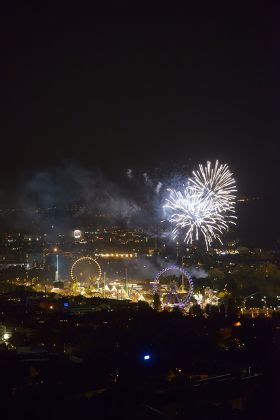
[188,267,208,279]
[2,161,193,238]
[124,256,208,281]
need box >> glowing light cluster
[164,160,237,249]
[70,256,102,284]
[96,253,136,258]
[153,265,194,307]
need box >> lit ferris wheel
[70,256,102,286]
[153,265,194,308]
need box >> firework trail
[155,181,163,194]
[126,168,133,179]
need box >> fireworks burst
[190,160,237,212]
[163,161,237,249]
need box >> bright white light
[3,333,10,340]
[163,160,237,249]
[144,354,150,360]
[73,229,82,239]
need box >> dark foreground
[0,296,280,419]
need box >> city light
[96,253,136,258]
[144,354,150,360]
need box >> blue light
[63,302,69,308]
[144,354,150,360]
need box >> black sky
[1,3,280,198]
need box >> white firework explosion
[190,160,237,212]
[163,161,237,249]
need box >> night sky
[1,3,280,239]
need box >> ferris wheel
[70,256,102,286]
[153,265,194,308]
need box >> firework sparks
[163,161,237,249]
[190,160,237,212]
